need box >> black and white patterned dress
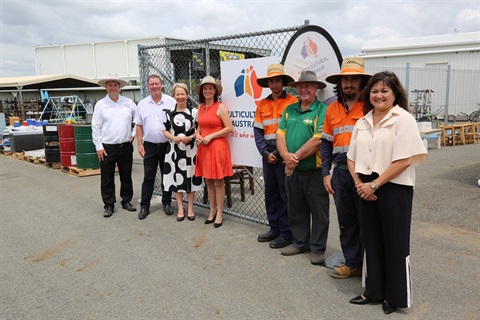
[163,105,204,193]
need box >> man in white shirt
[135,75,176,220]
[92,73,137,218]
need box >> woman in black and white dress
[163,83,203,221]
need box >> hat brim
[257,74,295,88]
[98,79,128,88]
[288,80,327,89]
[194,82,223,96]
[325,72,372,84]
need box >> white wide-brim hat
[98,72,128,88]
[194,76,223,96]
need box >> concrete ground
[0,142,479,320]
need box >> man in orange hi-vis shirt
[254,64,297,249]
[321,57,372,279]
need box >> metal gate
[138,24,304,224]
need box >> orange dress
[195,101,234,179]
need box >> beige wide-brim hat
[194,76,223,96]
[288,70,326,89]
[325,56,372,84]
[256,64,295,88]
[98,72,128,88]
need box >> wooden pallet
[38,158,61,169]
[42,159,62,169]
[0,150,13,156]
[62,166,101,177]
[26,156,41,164]
[13,152,25,160]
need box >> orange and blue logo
[234,66,263,102]
[301,37,318,59]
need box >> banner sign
[220,51,245,61]
[192,51,205,71]
[282,25,343,106]
[220,56,279,167]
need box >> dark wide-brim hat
[194,76,223,96]
[98,72,128,88]
[288,70,326,89]
[325,56,372,84]
[256,64,295,88]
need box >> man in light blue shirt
[135,75,176,220]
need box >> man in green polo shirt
[276,70,330,266]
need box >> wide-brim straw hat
[288,70,326,89]
[325,56,372,84]
[98,72,128,88]
[194,76,223,96]
[256,64,295,88]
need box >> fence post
[137,44,148,99]
[445,64,451,124]
[405,63,410,94]
[205,44,211,76]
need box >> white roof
[33,35,186,49]
[0,74,98,90]
[361,31,480,52]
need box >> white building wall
[35,46,64,75]
[34,37,178,83]
[64,44,95,76]
[93,42,128,78]
[361,38,480,117]
[362,51,480,70]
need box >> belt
[335,162,348,170]
[103,141,130,147]
[144,141,167,146]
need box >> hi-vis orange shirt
[254,91,298,159]
[321,101,364,176]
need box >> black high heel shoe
[349,295,370,305]
[382,301,397,314]
[177,215,185,222]
[349,294,382,305]
[205,214,216,224]
[214,221,223,228]
[187,210,196,221]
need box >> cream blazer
[347,105,427,186]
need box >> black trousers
[286,169,330,253]
[331,166,363,268]
[100,142,134,208]
[262,158,291,240]
[360,174,413,308]
[140,141,172,208]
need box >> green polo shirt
[277,98,327,171]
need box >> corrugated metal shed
[359,31,480,117]
[34,36,185,81]
[361,31,480,53]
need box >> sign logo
[234,66,263,102]
[301,37,318,59]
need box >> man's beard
[343,91,357,100]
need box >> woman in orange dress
[194,76,233,228]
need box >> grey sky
[1,0,479,77]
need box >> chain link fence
[138,25,480,224]
[365,65,480,122]
[138,25,303,225]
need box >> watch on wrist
[370,181,378,191]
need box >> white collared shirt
[92,94,137,150]
[134,94,176,143]
[347,105,427,186]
